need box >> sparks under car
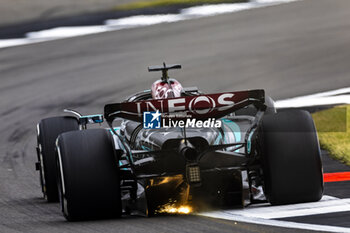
[35,64,324,221]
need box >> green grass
[312,105,350,166]
[115,0,246,10]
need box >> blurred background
[1,0,350,232]
[0,0,136,26]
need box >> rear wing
[104,89,265,123]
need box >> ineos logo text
[135,93,236,115]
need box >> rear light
[186,164,201,184]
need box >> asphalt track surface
[1,0,350,232]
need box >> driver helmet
[151,79,183,99]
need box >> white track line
[199,212,350,233]
[26,25,113,39]
[0,0,299,49]
[275,87,350,108]
[211,196,350,219]
[198,195,350,232]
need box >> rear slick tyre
[56,129,122,221]
[261,110,323,205]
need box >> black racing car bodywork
[35,64,324,220]
[104,88,267,215]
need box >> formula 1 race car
[35,63,324,221]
